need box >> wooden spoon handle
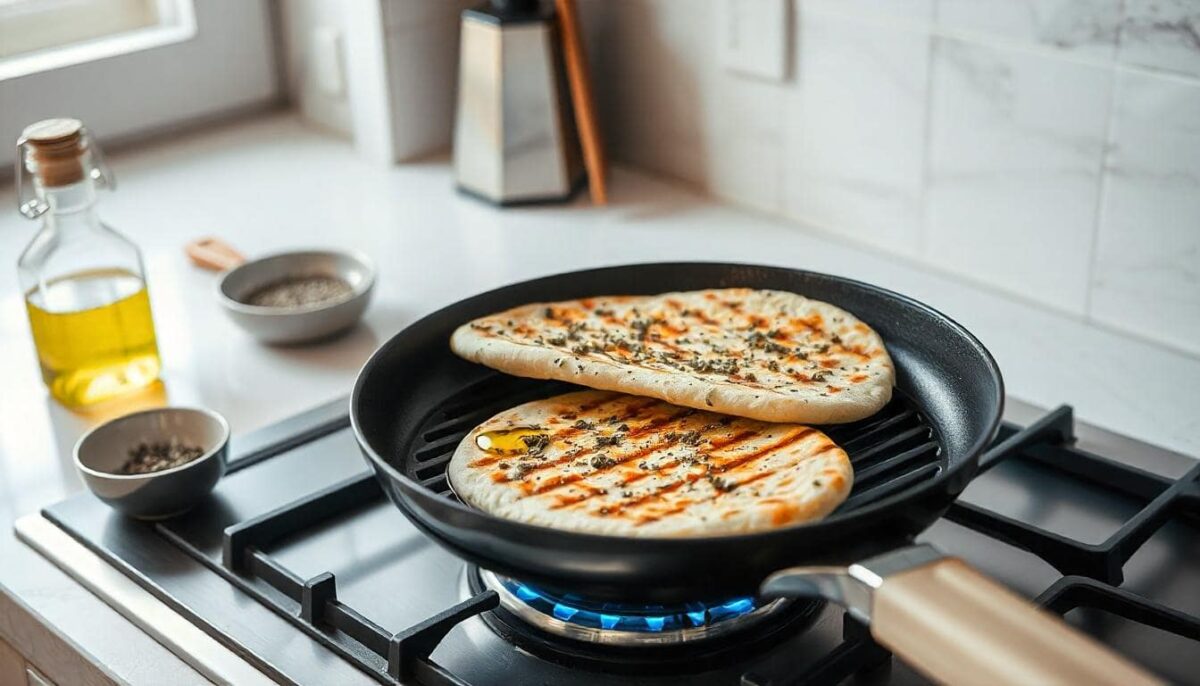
[555,0,607,205]
[186,237,246,271]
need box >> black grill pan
[352,264,1165,686]
[351,263,1000,602]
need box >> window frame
[0,0,280,173]
[0,0,197,81]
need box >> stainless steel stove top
[16,397,1200,685]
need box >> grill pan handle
[762,545,1162,686]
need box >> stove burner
[477,569,790,647]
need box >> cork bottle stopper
[22,118,87,188]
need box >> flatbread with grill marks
[447,390,853,537]
[450,288,893,424]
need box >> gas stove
[16,397,1200,685]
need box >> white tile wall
[706,74,789,213]
[381,0,473,161]
[278,0,354,136]
[805,0,934,24]
[785,8,931,258]
[589,0,717,187]
[924,38,1111,313]
[1090,70,1200,356]
[936,0,1121,59]
[579,0,1200,356]
[1117,0,1200,77]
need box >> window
[0,0,278,171]
[0,0,196,80]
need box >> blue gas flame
[505,579,758,633]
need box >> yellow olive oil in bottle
[15,119,161,407]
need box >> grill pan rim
[350,261,1004,548]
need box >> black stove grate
[204,397,1198,685]
[403,373,943,514]
[38,396,1199,686]
[205,471,498,686]
[947,405,1200,585]
[945,405,1200,679]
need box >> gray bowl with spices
[187,240,376,345]
[74,407,229,520]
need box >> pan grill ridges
[403,374,943,515]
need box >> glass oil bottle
[15,119,162,407]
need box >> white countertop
[0,112,1196,682]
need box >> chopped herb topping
[765,341,791,355]
[708,474,738,492]
[520,433,550,456]
[689,358,740,375]
[595,434,623,448]
[590,455,618,469]
[629,318,660,341]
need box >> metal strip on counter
[14,514,277,686]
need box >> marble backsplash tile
[924,37,1111,314]
[1117,0,1200,77]
[585,0,716,188]
[935,0,1121,59]
[577,0,1200,356]
[803,0,934,24]
[705,75,789,214]
[783,8,931,258]
[1089,70,1200,356]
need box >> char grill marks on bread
[447,391,853,537]
[450,288,894,424]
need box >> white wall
[279,0,470,161]
[0,0,278,170]
[277,0,354,137]
[380,0,474,161]
[579,0,1200,359]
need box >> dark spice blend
[119,440,206,475]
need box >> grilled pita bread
[448,390,853,537]
[450,288,893,424]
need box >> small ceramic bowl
[217,250,376,344]
[74,407,229,520]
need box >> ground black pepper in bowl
[119,440,206,475]
[243,275,353,309]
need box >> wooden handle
[185,237,246,271]
[555,0,607,205]
[872,558,1162,686]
